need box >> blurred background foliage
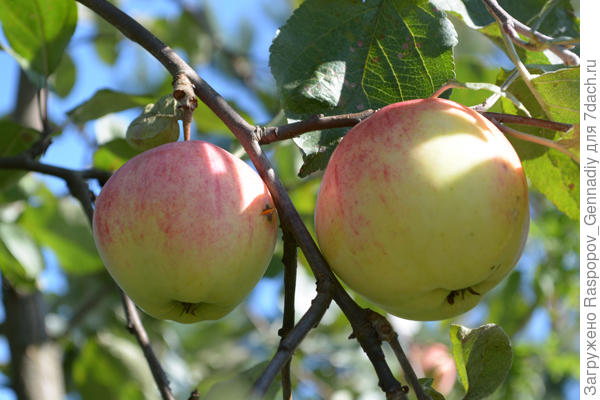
[0,0,579,399]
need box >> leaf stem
[471,69,519,112]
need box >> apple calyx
[446,287,481,306]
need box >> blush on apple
[93,140,278,323]
[314,98,529,321]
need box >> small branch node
[367,310,398,343]
[173,73,197,141]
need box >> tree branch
[120,292,176,400]
[481,0,579,66]
[0,156,111,219]
[279,229,298,399]
[367,312,429,400]
[263,109,572,148]
[258,110,375,145]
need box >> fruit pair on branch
[93,97,530,324]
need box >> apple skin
[93,141,278,323]
[314,98,529,321]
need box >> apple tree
[0,0,580,399]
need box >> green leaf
[499,67,579,219]
[20,186,103,275]
[450,324,512,400]
[0,0,77,80]
[125,95,181,151]
[66,89,156,125]
[429,0,490,29]
[419,378,446,400]
[296,137,337,178]
[93,138,140,172]
[272,0,457,114]
[50,53,76,98]
[0,222,43,291]
[270,0,457,175]
[0,120,41,190]
[528,67,579,123]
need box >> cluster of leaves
[0,0,580,399]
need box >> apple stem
[429,81,461,99]
[493,121,580,164]
[182,111,192,141]
[432,80,531,116]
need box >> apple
[314,98,529,321]
[93,140,278,323]
[409,343,456,395]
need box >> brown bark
[3,69,65,400]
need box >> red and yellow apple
[314,98,529,321]
[93,141,278,323]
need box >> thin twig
[279,229,298,399]
[491,120,580,164]
[258,110,375,144]
[0,156,111,219]
[481,112,572,132]
[252,288,333,398]
[367,312,429,400]
[481,0,579,66]
[120,292,176,400]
